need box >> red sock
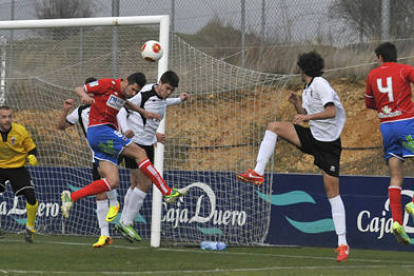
[71,179,111,202]
[389,186,402,224]
[139,158,171,196]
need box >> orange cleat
[335,244,349,262]
[236,169,264,185]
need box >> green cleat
[25,228,35,243]
[163,187,187,204]
[392,221,410,245]
[115,222,141,242]
[405,202,414,222]
[61,190,73,219]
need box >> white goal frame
[0,16,169,248]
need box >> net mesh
[0,21,289,245]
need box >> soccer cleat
[334,244,349,262]
[392,221,410,245]
[405,202,414,222]
[93,236,112,248]
[25,228,35,243]
[105,202,120,222]
[61,190,73,219]
[236,169,264,185]
[163,187,187,204]
[0,228,4,239]
[115,222,141,243]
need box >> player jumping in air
[116,71,189,242]
[60,73,185,220]
[57,77,123,248]
[365,42,414,245]
[237,52,349,262]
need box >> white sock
[254,130,278,175]
[120,188,133,224]
[123,187,147,225]
[96,200,109,237]
[106,189,118,207]
[329,195,347,246]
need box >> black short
[294,125,341,177]
[92,162,100,181]
[0,167,34,195]
[122,143,154,169]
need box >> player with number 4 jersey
[365,42,414,245]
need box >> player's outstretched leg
[392,221,410,245]
[93,236,112,248]
[61,190,74,219]
[236,169,264,185]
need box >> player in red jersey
[61,73,185,219]
[365,42,414,245]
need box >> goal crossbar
[0,16,167,30]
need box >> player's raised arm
[124,100,161,120]
[166,92,190,106]
[57,99,75,130]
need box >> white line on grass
[2,265,414,275]
[1,238,413,267]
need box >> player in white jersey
[57,77,120,248]
[237,52,349,262]
[115,70,189,242]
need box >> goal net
[0,16,289,246]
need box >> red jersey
[84,78,126,129]
[365,62,414,123]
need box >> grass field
[0,234,413,276]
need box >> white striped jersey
[117,84,182,145]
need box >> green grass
[0,234,413,275]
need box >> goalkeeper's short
[0,167,33,196]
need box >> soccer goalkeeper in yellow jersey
[0,106,39,243]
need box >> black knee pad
[21,188,36,205]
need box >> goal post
[0,16,169,247]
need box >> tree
[329,0,414,41]
[34,0,95,39]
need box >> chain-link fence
[0,0,405,72]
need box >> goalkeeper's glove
[27,155,38,166]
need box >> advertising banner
[265,174,414,251]
[1,167,413,251]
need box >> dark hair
[160,70,179,88]
[297,52,324,77]
[84,77,97,84]
[0,106,11,112]
[375,42,397,62]
[127,72,146,88]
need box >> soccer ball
[141,40,163,62]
